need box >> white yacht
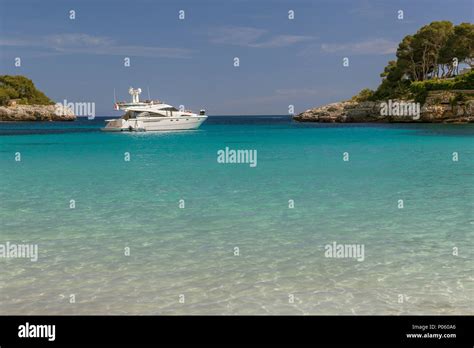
[102,88,207,132]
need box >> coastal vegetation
[0,75,75,121]
[0,75,54,106]
[409,71,474,103]
[352,21,474,103]
[296,21,474,124]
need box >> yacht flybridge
[102,88,207,132]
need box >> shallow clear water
[0,116,473,315]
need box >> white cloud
[210,26,266,46]
[0,33,193,58]
[321,38,397,55]
[249,35,314,48]
[209,26,313,48]
[0,38,38,47]
[45,33,114,48]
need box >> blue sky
[0,0,472,115]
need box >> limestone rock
[0,104,76,122]
[294,90,474,124]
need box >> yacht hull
[102,116,207,132]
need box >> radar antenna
[128,87,142,103]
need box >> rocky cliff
[0,104,76,122]
[294,90,474,124]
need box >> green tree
[440,22,474,75]
[366,21,474,101]
[0,75,54,106]
[395,21,454,81]
[351,88,375,102]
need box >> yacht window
[161,107,179,111]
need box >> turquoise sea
[0,116,473,315]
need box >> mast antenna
[147,86,151,100]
